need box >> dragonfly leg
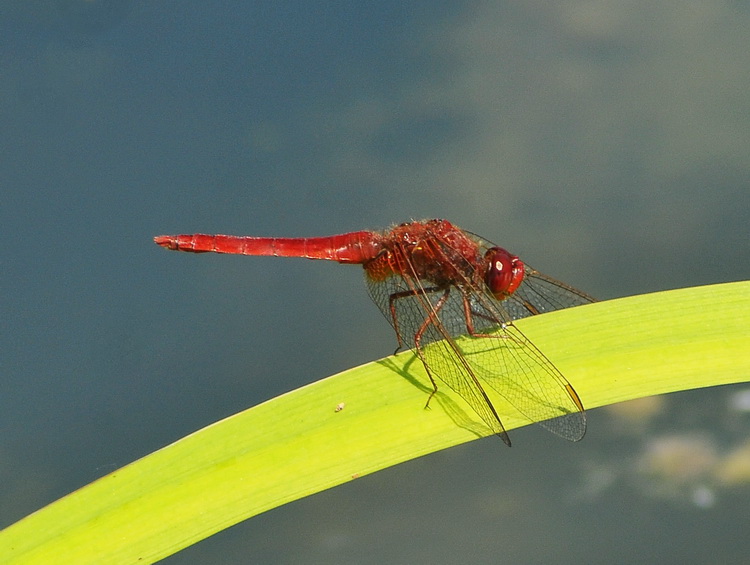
[460,293,510,338]
[387,284,442,353]
[461,293,527,348]
[409,288,451,408]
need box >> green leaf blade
[1,281,748,564]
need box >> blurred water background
[2,2,749,563]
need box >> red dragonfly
[155,219,594,446]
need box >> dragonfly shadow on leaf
[377,356,494,440]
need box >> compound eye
[484,247,525,299]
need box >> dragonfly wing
[365,227,587,442]
[452,317,587,441]
[366,270,512,443]
[420,332,513,443]
[454,267,587,440]
[503,269,596,320]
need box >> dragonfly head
[483,247,525,300]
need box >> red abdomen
[154,231,384,264]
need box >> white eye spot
[494,261,503,271]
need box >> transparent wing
[449,312,586,441]
[366,267,513,444]
[504,268,596,320]
[365,229,588,443]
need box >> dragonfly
[155,219,595,446]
